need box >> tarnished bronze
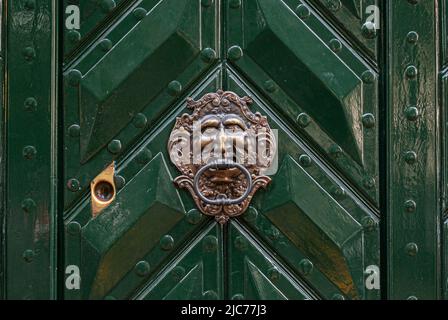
[168,90,276,224]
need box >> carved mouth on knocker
[168,90,276,224]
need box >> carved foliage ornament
[168,90,276,224]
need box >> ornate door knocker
[168,90,276,224]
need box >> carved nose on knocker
[168,90,277,224]
[193,160,253,206]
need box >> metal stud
[329,39,342,53]
[362,70,376,84]
[134,261,151,277]
[329,144,343,157]
[136,148,152,165]
[298,154,312,167]
[229,0,241,9]
[201,48,216,63]
[186,209,202,225]
[405,243,418,256]
[299,259,314,276]
[99,39,113,52]
[68,124,80,137]
[295,4,310,19]
[231,294,244,300]
[67,222,82,235]
[405,65,418,79]
[404,200,417,213]
[108,139,122,154]
[22,146,37,160]
[171,266,186,281]
[267,227,280,241]
[167,80,182,96]
[264,80,277,93]
[21,198,36,213]
[114,175,126,190]
[363,177,376,190]
[361,22,377,39]
[405,106,419,121]
[362,113,375,128]
[361,216,376,232]
[101,0,116,13]
[133,7,147,20]
[407,31,419,44]
[267,267,280,281]
[24,0,36,10]
[201,0,213,7]
[67,69,82,86]
[404,151,417,164]
[332,186,346,200]
[23,249,35,263]
[234,236,248,251]
[67,178,81,192]
[160,235,175,251]
[297,113,311,128]
[227,45,243,61]
[24,97,38,112]
[243,206,258,223]
[23,47,36,61]
[68,30,81,43]
[332,294,345,300]
[326,0,342,12]
[203,290,218,300]
[203,235,218,252]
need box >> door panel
[63,0,380,300]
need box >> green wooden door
[2,0,443,300]
[62,0,380,300]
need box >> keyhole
[94,181,114,202]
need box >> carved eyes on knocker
[168,90,276,224]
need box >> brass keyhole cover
[168,90,276,224]
[91,162,117,217]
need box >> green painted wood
[4,0,58,299]
[387,0,441,300]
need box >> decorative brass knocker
[168,90,276,224]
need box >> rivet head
[405,243,418,256]
[167,80,182,96]
[160,235,175,251]
[133,7,147,20]
[361,22,377,39]
[68,30,81,43]
[299,259,314,275]
[329,39,342,52]
[203,290,218,300]
[363,177,376,189]
[332,294,345,300]
[201,0,213,7]
[134,261,151,277]
[136,148,152,165]
[67,178,81,192]
[23,145,37,160]
[297,113,311,128]
[407,0,419,5]
[201,47,216,63]
[229,0,241,9]
[407,295,418,300]
[332,186,346,200]
[243,206,258,223]
[361,216,376,232]
[99,39,113,52]
[404,200,417,213]
[24,0,36,10]
[227,45,243,61]
[405,106,419,121]
[23,47,36,61]
[267,267,280,281]
[203,235,218,252]
[362,70,376,84]
[362,113,375,128]
[101,0,116,13]
[407,31,419,44]
[114,175,126,190]
[295,4,310,19]
[329,144,343,157]
[23,250,35,263]
[231,294,244,300]
[67,221,82,235]
[187,209,202,225]
[68,124,81,137]
[405,65,418,79]
[234,236,248,251]
[21,198,36,213]
[299,154,312,167]
[267,227,280,240]
[24,97,38,112]
[108,139,122,154]
[132,113,148,129]
[326,0,342,12]
[171,266,186,281]
[264,80,277,93]
[404,151,417,164]
[67,69,82,86]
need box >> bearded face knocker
[168,90,276,224]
